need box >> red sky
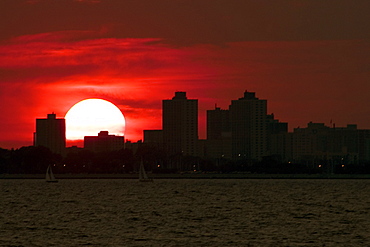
[0,0,369,149]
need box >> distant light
[342,165,345,167]
[157,165,161,168]
[318,165,322,168]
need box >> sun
[65,98,125,141]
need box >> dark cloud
[1,0,369,45]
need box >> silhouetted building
[270,132,293,163]
[143,130,163,147]
[206,106,232,159]
[124,140,142,154]
[229,91,267,161]
[291,123,330,164]
[34,113,65,155]
[163,92,198,157]
[267,113,288,159]
[267,113,288,135]
[327,124,358,164]
[293,123,358,165]
[84,131,124,153]
[207,107,230,140]
[358,129,370,162]
[271,122,362,165]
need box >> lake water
[1,179,369,246]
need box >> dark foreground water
[1,179,369,246]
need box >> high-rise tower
[34,113,66,155]
[207,107,230,140]
[206,106,232,159]
[162,92,198,157]
[229,91,267,161]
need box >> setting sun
[65,99,125,141]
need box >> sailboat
[46,165,58,183]
[139,159,153,182]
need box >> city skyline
[1,0,369,149]
[1,89,369,150]
[30,91,370,166]
[1,2,369,245]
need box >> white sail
[139,159,153,182]
[46,165,58,182]
[139,160,148,180]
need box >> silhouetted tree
[63,148,135,173]
[0,148,11,173]
[7,146,60,174]
[135,144,166,171]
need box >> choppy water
[1,179,369,246]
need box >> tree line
[0,145,369,174]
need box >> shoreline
[1,173,370,179]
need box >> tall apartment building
[206,107,232,159]
[162,92,198,157]
[229,91,267,161]
[207,107,230,140]
[266,113,288,161]
[34,113,66,155]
